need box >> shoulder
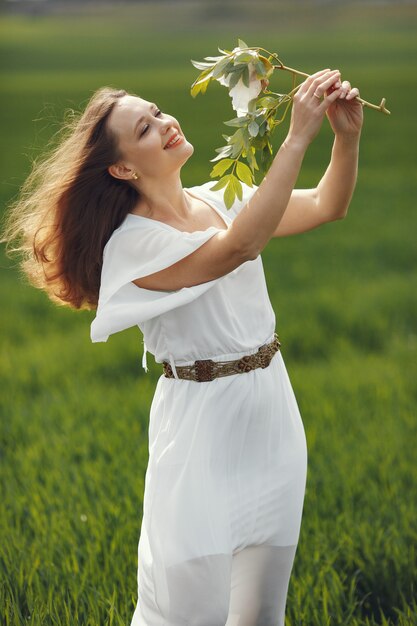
[102,214,162,260]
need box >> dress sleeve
[90,220,225,343]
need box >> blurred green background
[1,1,416,624]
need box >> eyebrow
[133,103,157,136]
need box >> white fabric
[90,181,276,377]
[137,543,298,626]
[90,181,308,624]
[226,544,298,625]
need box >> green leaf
[241,127,251,153]
[247,98,258,114]
[224,70,242,91]
[210,146,233,162]
[241,65,250,88]
[254,60,267,78]
[267,116,277,131]
[257,96,279,109]
[232,175,243,201]
[218,47,232,55]
[212,56,232,79]
[259,144,274,173]
[229,128,244,146]
[246,149,258,173]
[190,81,203,98]
[248,121,259,137]
[210,158,234,178]
[190,67,215,97]
[251,149,260,171]
[259,55,274,76]
[228,63,246,72]
[194,67,214,83]
[250,135,268,150]
[204,55,226,61]
[223,116,248,128]
[237,38,249,49]
[224,179,236,209]
[190,77,211,98]
[254,111,266,124]
[234,52,255,64]
[199,80,210,95]
[228,69,244,89]
[190,59,216,70]
[214,145,231,154]
[227,128,245,158]
[236,161,253,186]
[230,144,243,159]
[209,175,230,191]
[258,121,267,137]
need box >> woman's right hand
[286,69,343,148]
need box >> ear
[108,163,136,181]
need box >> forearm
[316,133,361,220]
[231,136,308,258]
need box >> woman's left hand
[325,79,364,138]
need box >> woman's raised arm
[133,69,344,292]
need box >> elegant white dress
[90,181,308,625]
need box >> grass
[1,3,416,624]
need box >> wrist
[334,132,361,147]
[283,134,310,153]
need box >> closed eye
[140,110,162,136]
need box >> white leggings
[151,543,298,625]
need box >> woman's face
[107,95,194,182]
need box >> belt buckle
[194,359,216,382]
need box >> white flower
[216,50,263,117]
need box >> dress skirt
[130,345,308,624]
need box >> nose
[161,117,175,134]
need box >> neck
[132,172,190,221]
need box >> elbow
[336,207,349,220]
[227,225,261,262]
[328,206,349,221]
[245,246,261,261]
[334,198,354,221]
[237,245,262,263]
[234,243,260,263]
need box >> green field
[1,3,416,624]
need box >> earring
[131,172,138,180]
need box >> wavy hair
[0,86,139,310]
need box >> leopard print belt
[162,332,281,382]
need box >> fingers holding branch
[307,70,341,100]
[293,69,361,104]
[295,68,332,98]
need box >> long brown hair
[0,86,139,310]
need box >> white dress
[90,181,308,625]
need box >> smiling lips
[164,132,184,149]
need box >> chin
[180,141,194,162]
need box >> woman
[2,68,363,625]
